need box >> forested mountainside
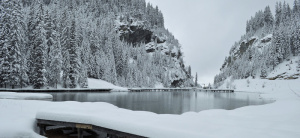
[214,0,300,87]
[0,0,194,89]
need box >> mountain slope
[214,1,300,87]
[0,0,194,89]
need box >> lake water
[50,91,273,114]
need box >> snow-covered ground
[0,92,52,100]
[1,78,300,138]
[87,78,128,91]
[1,78,128,92]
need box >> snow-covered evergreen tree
[195,73,198,87]
[0,0,193,88]
[9,0,27,88]
[68,17,79,88]
[215,0,300,85]
[32,3,47,89]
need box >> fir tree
[260,63,268,78]
[32,3,47,89]
[49,35,62,88]
[195,72,198,87]
[275,2,282,28]
[68,17,79,88]
[9,0,25,88]
[27,4,37,85]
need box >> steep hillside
[0,0,194,89]
[214,1,300,87]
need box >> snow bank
[87,78,128,91]
[0,99,47,138]
[35,78,300,138]
[1,79,300,138]
[0,92,52,100]
[267,56,300,79]
[154,82,164,88]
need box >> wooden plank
[0,88,112,93]
[129,88,234,93]
[128,88,192,92]
[76,124,92,129]
[37,119,147,138]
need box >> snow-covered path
[1,79,300,138]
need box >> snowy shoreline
[0,92,53,100]
[1,79,300,138]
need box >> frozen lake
[50,91,273,114]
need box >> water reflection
[50,91,273,114]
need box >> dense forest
[214,0,300,87]
[0,0,194,89]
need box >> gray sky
[146,0,294,85]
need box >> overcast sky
[146,0,294,85]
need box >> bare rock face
[120,26,152,46]
[115,16,192,88]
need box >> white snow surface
[0,92,52,100]
[154,82,164,88]
[87,78,128,91]
[1,79,300,138]
[267,56,300,79]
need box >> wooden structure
[0,88,112,93]
[129,88,234,93]
[128,88,191,92]
[37,119,147,138]
[199,89,234,93]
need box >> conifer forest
[0,0,194,89]
[214,1,300,87]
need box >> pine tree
[0,0,11,88]
[62,50,71,88]
[260,63,268,78]
[294,27,300,56]
[1,43,10,88]
[188,66,192,78]
[49,36,62,88]
[32,3,47,89]
[264,6,274,33]
[9,0,25,89]
[68,17,79,88]
[27,4,37,85]
[275,2,282,28]
[194,72,198,87]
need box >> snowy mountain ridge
[214,1,300,87]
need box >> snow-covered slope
[215,2,300,85]
[87,78,128,91]
[267,56,300,80]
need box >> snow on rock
[260,34,272,43]
[0,92,52,100]
[87,78,128,92]
[166,68,186,85]
[145,42,156,53]
[145,42,169,54]
[267,56,300,80]
[230,34,272,57]
[115,15,144,36]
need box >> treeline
[215,0,300,86]
[0,0,191,89]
